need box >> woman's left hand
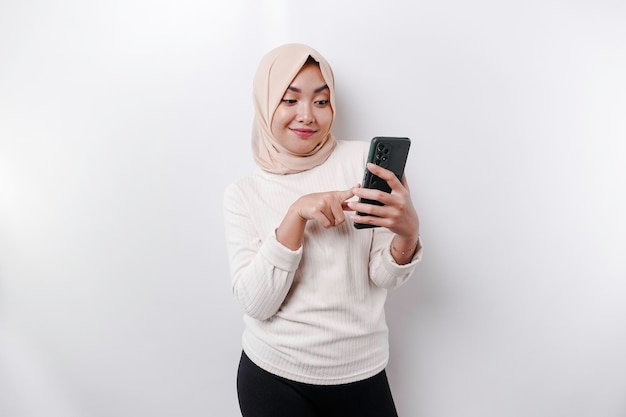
[348,162,420,241]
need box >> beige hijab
[251,43,337,174]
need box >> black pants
[237,351,399,417]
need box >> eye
[314,99,329,106]
[281,99,297,105]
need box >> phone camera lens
[377,144,385,151]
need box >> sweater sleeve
[223,183,302,320]
[368,228,423,289]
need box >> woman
[223,43,422,417]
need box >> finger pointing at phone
[276,187,357,250]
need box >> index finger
[335,186,357,202]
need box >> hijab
[251,43,337,174]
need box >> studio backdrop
[1,1,625,416]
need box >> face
[270,63,333,155]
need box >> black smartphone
[354,136,411,229]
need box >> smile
[290,128,317,139]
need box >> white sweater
[223,140,422,385]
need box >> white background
[1,1,625,416]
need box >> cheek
[318,108,334,131]
[271,107,291,132]
[269,109,284,135]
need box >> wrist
[391,234,420,257]
[276,206,307,250]
[288,204,309,226]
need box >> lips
[290,128,317,139]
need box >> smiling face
[270,62,333,155]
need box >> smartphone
[353,136,411,229]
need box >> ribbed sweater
[223,139,422,385]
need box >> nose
[296,103,314,124]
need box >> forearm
[275,206,307,250]
[224,185,302,320]
[230,233,302,320]
[369,229,423,289]
[232,258,295,320]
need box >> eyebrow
[287,85,329,94]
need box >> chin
[302,140,325,154]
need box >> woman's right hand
[276,187,356,250]
[294,188,356,227]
